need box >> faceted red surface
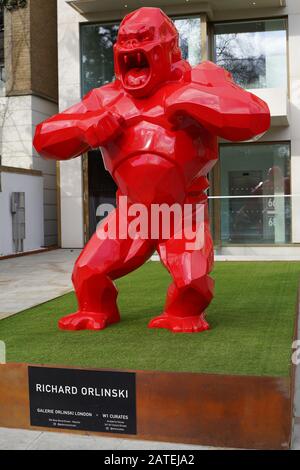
[34,7,270,333]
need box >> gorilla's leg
[149,218,214,333]
[59,208,155,331]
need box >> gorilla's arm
[34,88,124,160]
[166,61,270,141]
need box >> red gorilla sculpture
[34,7,270,333]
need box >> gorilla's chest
[108,89,167,125]
[100,86,217,183]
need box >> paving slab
[292,422,300,450]
[0,428,42,450]
[1,425,299,450]
[0,428,210,450]
[0,249,80,320]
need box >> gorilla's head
[114,7,182,98]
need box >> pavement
[0,249,80,320]
[0,424,298,450]
[0,249,299,450]
[0,428,211,450]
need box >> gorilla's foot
[58,311,120,331]
[148,312,210,333]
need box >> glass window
[173,17,201,67]
[81,23,119,96]
[213,19,287,89]
[81,16,202,95]
[219,143,291,244]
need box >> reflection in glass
[81,23,119,96]
[174,17,201,67]
[81,17,202,96]
[219,143,291,244]
[214,19,287,89]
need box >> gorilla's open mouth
[119,50,151,88]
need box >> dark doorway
[88,150,117,238]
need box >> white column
[288,8,300,242]
[57,1,87,248]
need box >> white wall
[0,95,58,247]
[0,171,44,256]
[32,96,59,247]
[0,96,9,156]
[249,88,289,126]
[1,96,37,169]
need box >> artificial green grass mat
[0,261,299,376]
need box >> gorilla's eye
[118,34,127,44]
[138,32,150,42]
[137,27,154,42]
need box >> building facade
[57,0,300,258]
[0,0,58,256]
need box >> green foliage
[0,261,299,376]
[0,0,27,11]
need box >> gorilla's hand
[85,110,124,148]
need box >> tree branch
[0,0,27,11]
